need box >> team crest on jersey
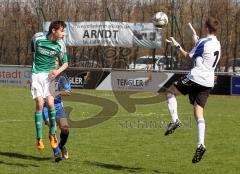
[37,46,57,56]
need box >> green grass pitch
[0,86,239,174]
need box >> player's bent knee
[166,85,180,97]
[46,96,55,109]
[35,98,44,111]
[166,86,176,97]
[60,125,69,134]
[48,104,55,110]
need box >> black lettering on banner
[105,30,111,38]
[83,30,90,38]
[91,30,97,38]
[149,32,156,41]
[112,30,118,39]
[83,30,119,39]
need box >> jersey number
[212,51,219,67]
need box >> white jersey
[187,35,221,87]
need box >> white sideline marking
[0,113,192,123]
[0,120,32,123]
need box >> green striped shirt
[31,32,68,74]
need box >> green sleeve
[62,53,69,63]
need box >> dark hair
[205,17,220,33]
[47,21,66,36]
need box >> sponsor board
[0,66,233,95]
[97,71,173,92]
[231,76,240,95]
[43,21,162,48]
[0,66,31,87]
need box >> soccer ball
[152,12,168,28]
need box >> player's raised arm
[188,22,199,45]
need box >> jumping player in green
[31,21,68,162]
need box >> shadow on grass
[0,160,40,168]
[84,161,174,174]
[0,151,52,161]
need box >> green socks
[35,111,43,139]
[49,109,56,135]
[35,109,56,138]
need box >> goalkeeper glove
[165,37,181,49]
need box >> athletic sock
[197,118,205,147]
[52,146,60,155]
[59,132,69,149]
[49,109,56,135]
[35,111,43,139]
[167,94,178,122]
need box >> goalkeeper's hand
[165,37,181,49]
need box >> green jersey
[31,32,68,74]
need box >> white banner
[43,21,162,48]
[96,71,173,92]
[0,66,31,88]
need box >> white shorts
[31,73,55,99]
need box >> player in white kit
[164,16,221,163]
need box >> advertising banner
[0,66,31,87]
[0,66,232,95]
[43,21,162,48]
[96,71,174,92]
[231,76,240,95]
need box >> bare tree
[0,0,239,70]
